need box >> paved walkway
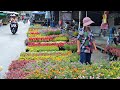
[90,36,109,63]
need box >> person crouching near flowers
[77,17,97,65]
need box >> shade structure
[4,11,19,15]
[32,11,46,15]
[0,13,6,16]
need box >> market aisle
[0,21,30,78]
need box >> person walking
[107,27,117,45]
[77,17,97,65]
[113,27,120,45]
[100,11,109,37]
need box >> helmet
[10,14,16,17]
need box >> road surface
[0,21,30,78]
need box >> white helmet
[10,14,16,17]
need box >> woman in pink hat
[77,17,97,65]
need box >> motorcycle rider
[10,14,18,30]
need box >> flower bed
[28,35,69,42]
[44,30,61,35]
[63,44,77,53]
[105,46,120,57]
[26,46,59,52]
[53,36,69,42]
[19,55,71,61]
[19,51,72,61]
[27,41,66,47]
[6,58,120,79]
[28,37,54,42]
[20,51,72,56]
[26,61,120,79]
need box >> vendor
[112,27,120,45]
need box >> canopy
[32,11,46,15]
[0,13,7,16]
[4,11,19,15]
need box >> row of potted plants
[26,46,59,52]
[28,36,69,42]
[27,41,66,47]
[6,57,120,79]
[105,46,120,57]
[20,51,72,56]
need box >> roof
[0,13,7,16]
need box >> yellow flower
[56,57,62,61]
[73,68,78,72]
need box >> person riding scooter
[10,14,18,34]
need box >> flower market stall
[5,24,120,79]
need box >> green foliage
[64,44,77,53]
[45,30,61,35]
[53,36,69,42]
[26,46,59,52]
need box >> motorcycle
[10,22,18,35]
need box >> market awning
[32,11,46,15]
[5,11,19,15]
[0,13,6,16]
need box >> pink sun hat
[83,17,94,27]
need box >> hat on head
[10,14,16,17]
[83,17,94,27]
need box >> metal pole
[78,11,81,30]
[86,11,87,17]
[51,11,54,27]
[59,11,60,22]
